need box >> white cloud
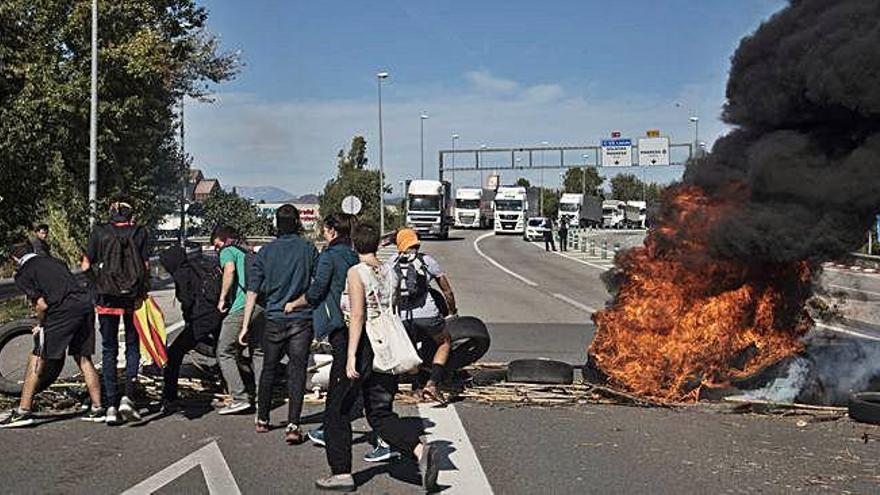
[184,70,727,196]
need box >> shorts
[34,305,96,360]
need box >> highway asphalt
[1,229,880,493]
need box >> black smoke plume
[684,0,880,263]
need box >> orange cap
[396,228,420,253]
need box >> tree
[563,167,604,196]
[200,189,273,237]
[541,188,559,218]
[610,173,666,205]
[318,136,391,229]
[515,177,531,188]
[0,1,239,262]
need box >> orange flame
[589,185,813,402]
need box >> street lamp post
[581,153,589,196]
[689,116,700,158]
[88,0,98,227]
[377,71,389,234]
[451,134,459,191]
[420,112,429,179]
[540,141,549,215]
[480,143,487,188]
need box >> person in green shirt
[212,225,263,415]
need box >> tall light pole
[540,141,549,215]
[689,116,700,159]
[451,134,459,190]
[419,112,429,179]
[581,153,589,196]
[88,0,98,227]
[480,143,487,187]
[179,99,187,246]
[377,71,389,234]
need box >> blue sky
[186,0,787,197]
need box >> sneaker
[81,406,106,423]
[218,400,252,416]
[364,437,401,463]
[105,407,119,426]
[285,423,305,445]
[0,409,35,429]
[419,443,440,491]
[255,418,270,433]
[308,428,326,447]
[118,396,142,422]
[314,474,356,492]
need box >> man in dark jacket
[240,204,318,444]
[31,223,51,257]
[1,242,104,428]
[158,246,224,410]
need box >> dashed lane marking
[418,403,494,494]
[814,322,880,343]
[473,233,538,287]
[552,293,598,314]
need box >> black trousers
[257,319,313,424]
[559,231,568,251]
[544,233,556,251]
[162,325,196,402]
[324,328,421,475]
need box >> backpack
[95,226,146,297]
[189,255,225,305]
[393,253,431,311]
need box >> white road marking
[473,233,538,287]
[814,322,880,343]
[827,284,880,298]
[418,403,494,494]
[552,293,598,314]
[823,265,880,278]
[123,441,240,495]
[525,241,614,271]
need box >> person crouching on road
[0,242,104,428]
[158,246,224,413]
[239,204,317,444]
[212,225,263,415]
[389,228,457,402]
[315,223,440,493]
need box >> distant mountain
[230,186,296,202]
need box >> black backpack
[394,253,431,311]
[190,255,224,305]
[95,226,146,297]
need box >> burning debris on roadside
[589,0,880,404]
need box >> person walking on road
[542,217,557,252]
[315,223,440,493]
[158,246,224,412]
[240,204,317,444]
[1,242,104,427]
[30,223,51,257]
[558,217,569,252]
[82,201,149,425]
[213,225,263,415]
[388,229,457,403]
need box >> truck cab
[454,188,484,228]
[406,179,452,239]
[624,200,647,229]
[602,200,625,229]
[558,193,602,228]
[493,186,528,235]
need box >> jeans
[324,328,421,475]
[218,309,264,402]
[257,318,313,425]
[98,313,140,407]
[162,324,196,402]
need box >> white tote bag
[357,264,422,375]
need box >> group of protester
[542,216,570,252]
[2,201,456,492]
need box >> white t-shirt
[385,252,444,319]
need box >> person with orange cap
[387,228,457,402]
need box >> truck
[405,179,453,239]
[602,200,626,229]
[454,187,494,229]
[557,193,602,228]
[493,186,533,235]
[624,200,647,229]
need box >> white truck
[405,179,453,239]
[493,186,530,235]
[624,200,647,229]
[602,200,626,229]
[454,187,494,229]
[557,193,602,228]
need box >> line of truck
[402,179,646,239]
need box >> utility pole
[377,72,389,235]
[88,0,98,227]
[420,113,429,179]
[451,134,459,191]
[179,99,187,246]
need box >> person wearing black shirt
[81,201,150,424]
[30,223,51,257]
[0,243,104,428]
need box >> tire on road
[445,316,490,370]
[848,392,880,424]
[0,318,39,395]
[508,358,573,385]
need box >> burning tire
[848,392,880,425]
[508,358,573,385]
[445,316,490,370]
